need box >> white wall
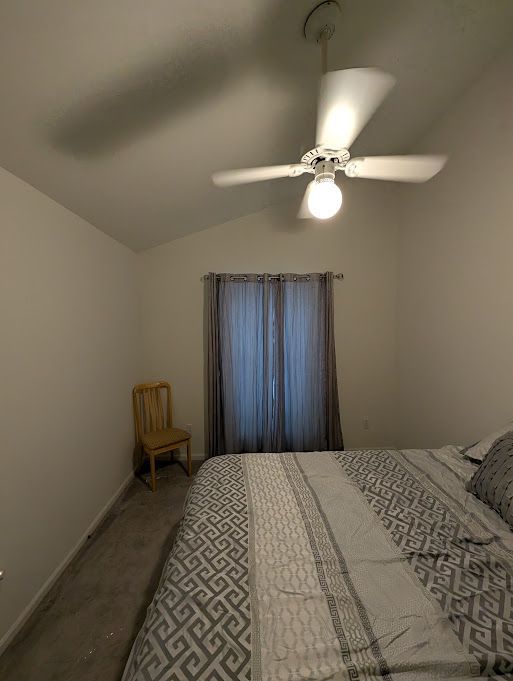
[397,43,513,448]
[139,180,399,453]
[0,168,141,647]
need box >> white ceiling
[0,0,512,251]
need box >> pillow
[462,421,513,462]
[466,430,513,530]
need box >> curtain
[206,272,343,455]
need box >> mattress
[122,448,513,680]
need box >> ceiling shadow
[51,39,245,156]
[49,1,315,157]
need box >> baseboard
[174,450,206,462]
[0,469,134,657]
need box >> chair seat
[141,427,190,451]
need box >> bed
[122,448,513,680]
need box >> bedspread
[122,448,513,680]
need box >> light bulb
[308,179,342,220]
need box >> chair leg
[149,452,157,492]
[187,439,192,477]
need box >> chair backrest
[132,381,173,444]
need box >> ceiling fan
[212,0,446,221]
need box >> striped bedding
[122,448,513,680]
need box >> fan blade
[316,68,396,151]
[212,164,304,187]
[297,182,315,219]
[344,155,447,182]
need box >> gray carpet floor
[0,460,200,681]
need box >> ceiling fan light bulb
[308,179,342,219]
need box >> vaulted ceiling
[0,0,512,250]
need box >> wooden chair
[132,381,192,492]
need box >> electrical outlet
[363,417,370,431]
[185,423,192,435]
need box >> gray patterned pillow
[467,430,513,529]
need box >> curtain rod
[201,273,344,281]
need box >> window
[206,273,343,455]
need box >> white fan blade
[212,164,304,187]
[297,181,315,219]
[316,68,396,151]
[344,155,447,182]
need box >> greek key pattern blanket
[122,449,513,680]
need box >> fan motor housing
[301,147,350,169]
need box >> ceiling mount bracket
[304,1,341,44]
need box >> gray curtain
[206,272,343,456]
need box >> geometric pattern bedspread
[122,449,513,680]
